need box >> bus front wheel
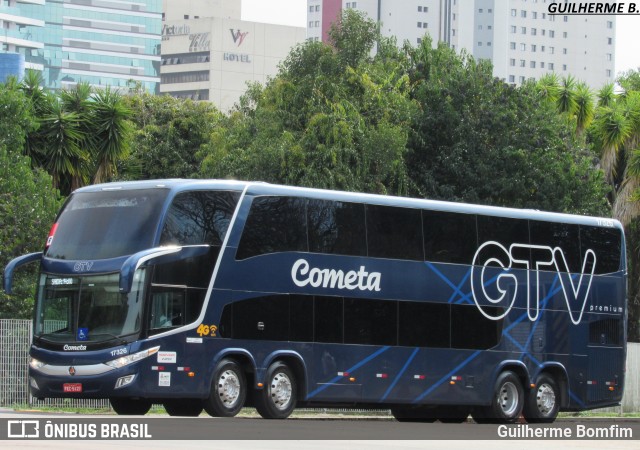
[109,397,152,415]
[203,358,247,417]
[254,361,297,419]
[472,371,524,424]
[523,373,559,423]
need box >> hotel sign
[162,24,191,40]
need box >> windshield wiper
[90,332,128,346]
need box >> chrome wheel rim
[217,369,241,408]
[269,372,292,410]
[498,381,519,417]
[536,383,556,416]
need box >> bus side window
[149,289,186,333]
[307,200,366,256]
[236,196,308,259]
[530,221,580,272]
[366,205,423,260]
[423,210,477,264]
[477,215,529,267]
[580,225,621,274]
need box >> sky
[241,0,640,76]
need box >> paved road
[0,409,638,449]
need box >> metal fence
[1,319,638,412]
[0,319,111,410]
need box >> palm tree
[60,82,94,190]
[536,73,560,104]
[597,83,615,108]
[91,87,133,184]
[574,82,594,136]
[593,102,632,186]
[38,94,85,190]
[556,75,578,115]
[20,70,49,167]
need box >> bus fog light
[115,374,136,389]
[30,377,39,390]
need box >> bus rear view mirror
[3,252,43,295]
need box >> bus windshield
[34,271,146,343]
[46,189,169,260]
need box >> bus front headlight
[105,346,160,369]
[29,356,45,370]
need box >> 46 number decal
[196,323,218,337]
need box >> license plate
[63,383,82,393]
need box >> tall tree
[123,93,223,180]
[60,82,94,190]
[406,39,608,215]
[92,87,133,184]
[0,81,61,319]
[198,10,417,195]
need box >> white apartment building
[162,0,306,110]
[307,0,616,88]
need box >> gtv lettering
[471,241,596,324]
[291,259,381,292]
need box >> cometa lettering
[291,259,381,292]
[63,344,87,351]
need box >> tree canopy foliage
[0,82,61,319]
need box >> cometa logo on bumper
[63,344,87,351]
[291,259,382,292]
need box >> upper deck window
[160,190,241,246]
[46,189,169,260]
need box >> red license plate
[63,383,82,393]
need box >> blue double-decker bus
[3,180,626,423]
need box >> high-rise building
[161,0,305,110]
[0,0,162,92]
[307,0,616,88]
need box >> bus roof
[75,179,622,230]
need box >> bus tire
[204,358,246,417]
[472,371,523,424]
[109,397,152,415]
[163,399,204,417]
[523,373,559,423]
[254,361,297,419]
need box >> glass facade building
[1,0,161,92]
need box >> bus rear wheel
[523,373,559,423]
[109,397,152,415]
[254,362,297,419]
[203,358,246,417]
[472,371,523,424]
[163,399,203,416]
